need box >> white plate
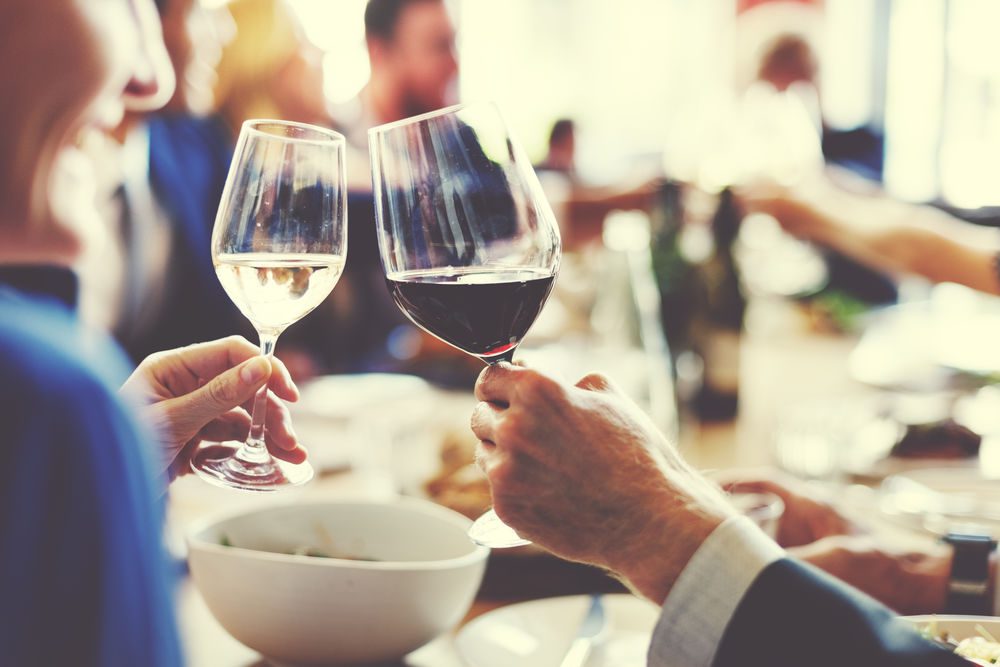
[455,595,659,667]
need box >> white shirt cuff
[647,515,785,667]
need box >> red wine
[386,268,555,362]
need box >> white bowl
[187,498,489,666]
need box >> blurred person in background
[535,117,658,250]
[211,0,360,379]
[0,0,304,663]
[738,174,1000,296]
[213,0,330,136]
[733,4,898,305]
[535,118,577,178]
[77,0,245,363]
[304,0,487,385]
[203,0,468,382]
[737,5,1000,301]
[737,3,885,182]
[336,0,458,152]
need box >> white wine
[215,253,345,332]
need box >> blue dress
[0,266,181,666]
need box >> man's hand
[471,363,734,605]
[121,336,306,480]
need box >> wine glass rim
[367,101,499,135]
[242,118,346,145]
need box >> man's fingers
[475,439,504,476]
[474,362,523,405]
[471,401,502,447]
[162,356,271,441]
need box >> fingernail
[240,357,269,384]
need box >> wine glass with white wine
[191,119,347,491]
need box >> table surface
[172,299,868,666]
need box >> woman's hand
[121,336,306,480]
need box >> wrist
[608,499,729,605]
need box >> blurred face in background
[270,43,330,125]
[378,0,457,115]
[757,36,818,92]
[0,0,169,261]
[160,0,235,114]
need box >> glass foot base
[190,443,314,492]
[468,508,531,548]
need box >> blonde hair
[214,0,304,131]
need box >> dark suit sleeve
[713,558,967,667]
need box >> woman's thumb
[162,356,271,440]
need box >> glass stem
[234,332,279,466]
[486,348,517,366]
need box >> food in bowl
[218,528,380,561]
[187,498,489,666]
[920,620,1000,664]
[907,616,1000,665]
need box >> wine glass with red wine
[369,102,561,548]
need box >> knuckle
[144,350,170,368]
[581,371,610,386]
[470,405,492,438]
[517,371,559,401]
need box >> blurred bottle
[691,187,746,421]
[650,180,702,356]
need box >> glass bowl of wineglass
[369,102,561,547]
[191,119,348,492]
